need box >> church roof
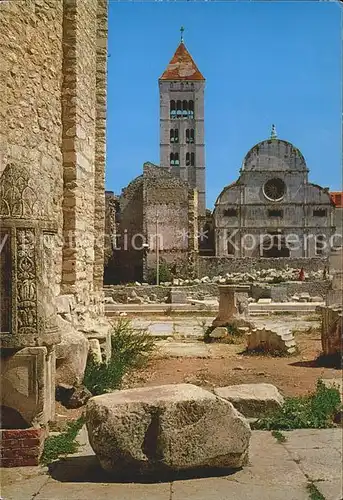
[160,42,205,81]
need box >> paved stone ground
[131,315,320,340]
[1,428,342,500]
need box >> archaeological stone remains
[0,0,109,466]
[86,384,251,475]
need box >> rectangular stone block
[1,347,55,426]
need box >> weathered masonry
[0,0,108,465]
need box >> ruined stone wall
[144,163,191,279]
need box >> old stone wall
[198,257,328,278]
[1,0,108,335]
[0,0,64,295]
[61,0,107,317]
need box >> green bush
[147,261,172,284]
[253,380,341,430]
[83,319,155,396]
[41,417,84,464]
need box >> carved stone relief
[16,228,37,335]
[0,163,38,218]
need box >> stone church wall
[0,0,64,297]
[1,0,108,345]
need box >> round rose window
[263,178,286,202]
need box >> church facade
[214,128,336,259]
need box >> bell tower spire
[159,37,206,220]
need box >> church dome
[241,127,307,172]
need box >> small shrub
[147,261,172,284]
[253,380,341,430]
[83,319,155,396]
[41,417,84,464]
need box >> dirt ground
[54,321,341,427]
[124,330,342,398]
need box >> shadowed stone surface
[2,429,342,499]
[85,384,251,474]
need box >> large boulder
[214,384,284,418]
[55,316,89,386]
[86,384,251,475]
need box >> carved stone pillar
[0,164,60,429]
[212,285,251,327]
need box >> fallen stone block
[56,316,89,386]
[88,338,102,363]
[214,383,284,418]
[86,384,251,475]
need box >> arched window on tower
[182,100,188,117]
[170,153,175,166]
[176,100,182,118]
[170,100,176,119]
[186,152,190,166]
[174,153,180,166]
[186,129,194,143]
[191,152,195,166]
[170,129,179,143]
[188,100,194,119]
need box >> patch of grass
[253,380,341,430]
[271,430,286,443]
[83,319,156,396]
[306,482,326,500]
[41,417,84,465]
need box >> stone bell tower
[159,28,206,221]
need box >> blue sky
[106,1,341,209]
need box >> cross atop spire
[180,26,184,43]
[270,124,277,139]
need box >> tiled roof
[330,191,343,208]
[160,42,205,81]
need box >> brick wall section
[93,0,108,291]
[61,0,103,307]
[0,428,45,467]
